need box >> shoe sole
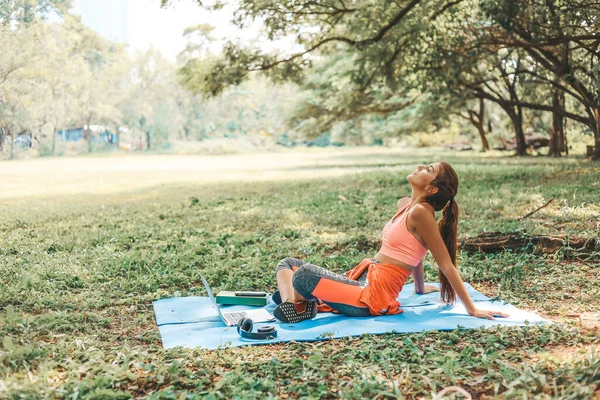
[273,301,317,323]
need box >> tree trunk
[476,97,489,152]
[563,117,569,155]
[0,127,4,151]
[87,129,93,153]
[515,106,526,155]
[146,131,151,151]
[84,121,93,153]
[549,90,562,157]
[593,107,600,161]
[506,107,527,156]
[548,129,559,157]
[557,90,566,153]
[476,121,489,152]
[8,127,14,159]
[52,128,57,155]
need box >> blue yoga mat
[153,283,550,350]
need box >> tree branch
[354,97,418,115]
[357,0,422,46]
[430,0,463,21]
[249,0,423,71]
[510,69,586,104]
[475,88,591,125]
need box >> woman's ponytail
[438,198,459,303]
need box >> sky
[70,0,291,60]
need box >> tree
[550,89,567,156]
[285,52,418,142]
[0,0,70,26]
[481,0,600,159]
[0,21,48,158]
[67,18,129,152]
[457,97,490,151]
[35,15,91,154]
[413,0,594,156]
[173,0,600,158]
[414,7,533,156]
[174,0,522,150]
[120,49,184,150]
[0,15,130,157]
[172,0,466,98]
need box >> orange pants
[277,257,411,316]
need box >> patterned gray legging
[275,257,371,317]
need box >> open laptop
[200,274,275,326]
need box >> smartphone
[235,291,267,297]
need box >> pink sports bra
[379,202,427,267]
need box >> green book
[216,291,268,306]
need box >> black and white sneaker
[273,301,317,323]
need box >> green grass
[1,149,599,399]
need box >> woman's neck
[410,189,428,205]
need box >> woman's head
[407,162,458,210]
[425,162,459,212]
[411,161,460,303]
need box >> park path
[0,147,419,200]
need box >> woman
[272,162,509,323]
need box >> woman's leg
[292,263,371,317]
[275,257,307,303]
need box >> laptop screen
[200,274,223,319]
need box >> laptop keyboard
[223,311,246,325]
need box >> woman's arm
[411,204,508,320]
[413,261,425,294]
[413,262,440,294]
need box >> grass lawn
[1,147,599,399]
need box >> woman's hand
[418,284,440,294]
[468,309,509,320]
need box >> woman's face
[407,162,441,188]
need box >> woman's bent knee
[275,257,303,276]
[291,264,321,300]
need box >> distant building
[58,126,117,144]
[71,0,129,44]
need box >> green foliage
[0,12,299,158]
[285,53,420,144]
[4,0,599,157]
[0,0,70,26]
[183,76,298,141]
[176,0,600,156]
[0,15,129,158]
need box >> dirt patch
[579,312,600,330]
[530,344,600,364]
[469,282,498,298]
